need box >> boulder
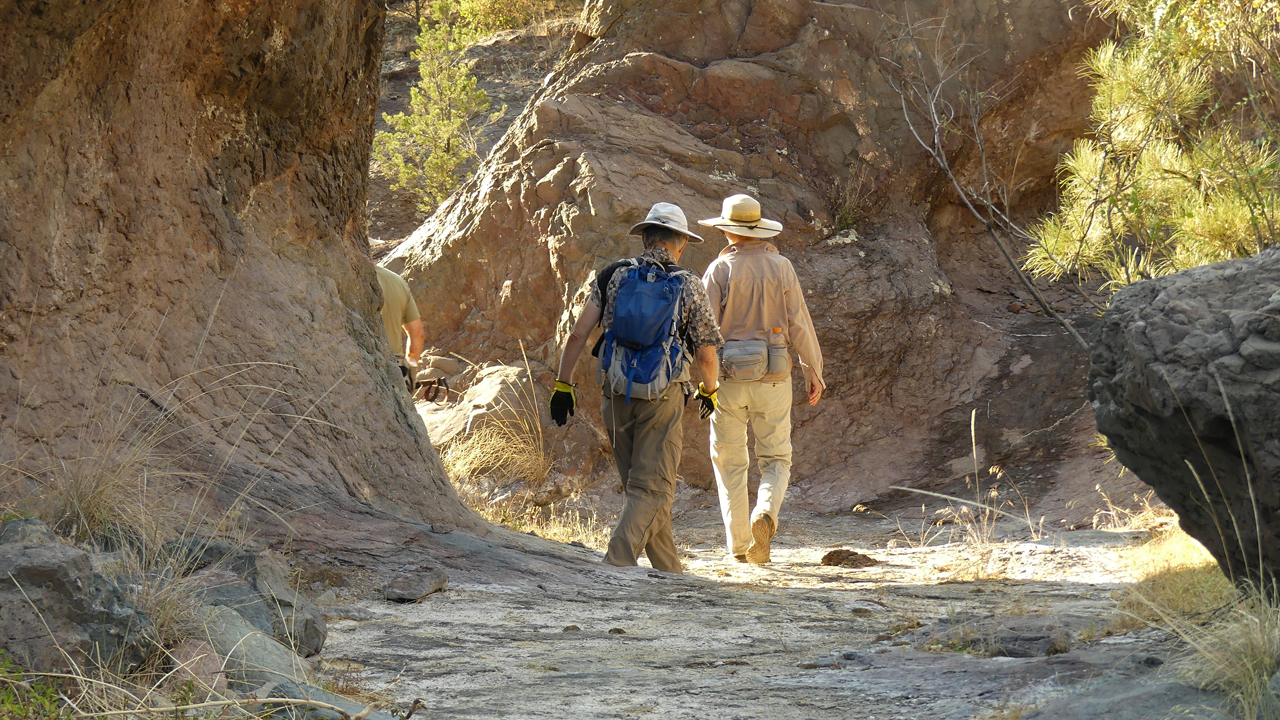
[419,364,543,447]
[382,568,449,602]
[0,519,56,546]
[203,605,316,690]
[247,551,328,658]
[192,551,327,657]
[1089,248,1280,582]
[0,520,155,674]
[165,639,228,697]
[388,0,1113,505]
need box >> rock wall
[388,0,1112,508]
[0,0,478,542]
[1090,249,1280,583]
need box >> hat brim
[627,221,704,243]
[696,217,784,238]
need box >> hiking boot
[746,514,775,564]
[725,553,748,564]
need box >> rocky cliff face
[1090,249,1280,583]
[0,0,478,546]
[389,0,1113,508]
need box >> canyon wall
[390,0,1115,509]
[0,0,480,553]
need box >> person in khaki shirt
[700,194,825,564]
[375,265,424,392]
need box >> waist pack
[721,340,768,382]
[600,259,692,402]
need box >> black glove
[696,382,718,420]
[550,380,576,426]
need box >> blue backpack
[599,259,692,403]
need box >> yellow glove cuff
[698,382,717,397]
[555,380,576,393]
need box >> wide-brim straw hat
[698,194,783,238]
[627,202,704,243]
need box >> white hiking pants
[710,379,793,556]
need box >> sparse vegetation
[372,4,506,215]
[0,652,71,720]
[827,166,880,233]
[891,412,1044,580]
[1112,523,1236,632]
[1090,487,1175,532]
[1170,586,1280,720]
[1024,0,1280,291]
[439,346,610,550]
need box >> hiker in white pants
[700,194,825,564]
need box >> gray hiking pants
[601,389,684,574]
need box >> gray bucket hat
[627,202,704,243]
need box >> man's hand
[805,371,824,406]
[696,382,718,419]
[549,380,576,426]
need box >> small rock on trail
[382,568,449,602]
[821,548,878,568]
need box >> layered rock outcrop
[0,0,478,545]
[389,0,1111,506]
[1090,249,1280,583]
[0,520,154,674]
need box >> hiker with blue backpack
[548,202,724,574]
[699,194,825,565]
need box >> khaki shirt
[702,239,823,385]
[375,265,420,357]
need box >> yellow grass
[1112,524,1235,632]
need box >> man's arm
[403,318,425,361]
[695,345,718,394]
[783,265,824,406]
[556,300,603,383]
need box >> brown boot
[746,514,775,564]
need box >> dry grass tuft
[1109,503,1280,719]
[439,343,609,549]
[1169,587,1280,720]
[442,422,551,488]
[1091,487,1176,532]
[13,388,195,548]
[453,483,611,551]
[441,342,551,489]
[1112,524,1235,633]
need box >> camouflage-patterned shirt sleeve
[594,246,723,353]
[677,268,723,353]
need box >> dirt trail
[320,509,1220,720]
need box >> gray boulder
[202,604,316,690]
[1090,248,1280,583]
[383,568,449,602]
[264,681,398,720]
[250,551,327,658]
[0,520,155,673]
[0,518,56,546]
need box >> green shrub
[372,14,504,215]
[1024,0,1280,291]
[0,651,71,720]
[458,0,545,33]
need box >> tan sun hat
[627,202,704,243]
[698,194,783,238]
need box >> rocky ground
[317,508,1231,720]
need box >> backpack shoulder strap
[596,258,646,323]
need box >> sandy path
[318,509,1205,720]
